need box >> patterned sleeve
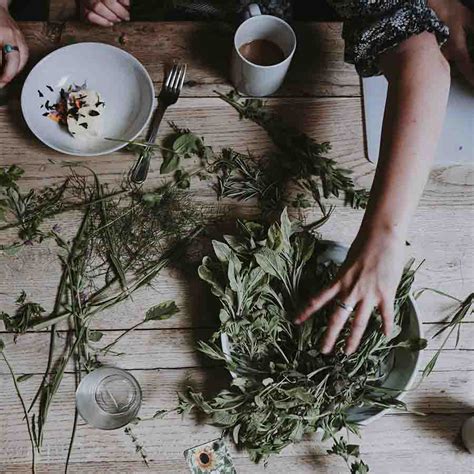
[326,0,450,77]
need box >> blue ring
[3,44,20,54]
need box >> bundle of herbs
[178,209,426,471]
[0,165,204,471]
[216,91,370,213]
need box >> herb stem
[1,351,36,473]
[65,408,79,473]
[100,320,143,355]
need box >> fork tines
[164,63,187,93]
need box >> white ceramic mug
[230,3,297,97]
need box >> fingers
[103,0,130,21]
[84,0,130,25]
[18,42,29,71]
[92,2,121,23]
[320,302,356,354]
[294,283,340,324]
[300,291,396,355]
[118,0,130,6]
[0,39,28,87]
[0,49,20,87]
[344,299,376,355]
[379,299,394,338]
[84,9,114,27]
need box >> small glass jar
[76,367,142,430]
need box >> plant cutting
[178,209,427,472]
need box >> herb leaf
[145,300,180,321]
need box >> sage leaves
[182,209,425,469]
[160,127,203,175]
[145,300,179,321]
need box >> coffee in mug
[231,3,297,97]
[238,39,285,66]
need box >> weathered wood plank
[5,22,360,99]
[0,368,471,414]
[56,22,361,98]
[1,97,472,211]
[0,370,471,470]
[1,206,472,329]
[2,452,473,474]
[0,97,366,175]
[0,327,472,374]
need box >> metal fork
[130,63,187,184]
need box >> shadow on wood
[185,23,234,88]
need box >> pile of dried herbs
[0,164,204,472]
[177,209,426,472]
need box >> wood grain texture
[2,452,473,474]
[1,207,472,328]
[1,96,472,209]
[0,370,472,471]
[0,21,473,474]
[57,21,361,98]
[4,22,360,99]
[0,328,472,374]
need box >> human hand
[81,0,130,27]
[295,231,406,355]
[0,4,28,88]
[428,0,474,85]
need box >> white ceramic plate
[221,240,423,426]
[21,42,155,156]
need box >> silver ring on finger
[3,44,20,54]
[334,299,355,313]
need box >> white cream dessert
[66,89,105,139]
[43,84,106,138]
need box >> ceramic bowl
[221,240,423,425]
[21,42,155,156]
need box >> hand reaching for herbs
[81,0,130,27]
[0,1,28,88]
[428,0,474,86]
[296,234,406,356]
[296,32,451,354]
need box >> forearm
[359,32,450,241]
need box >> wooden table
[0,22,473,473]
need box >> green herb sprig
[216,91,370,214]
[418,291,473,380]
